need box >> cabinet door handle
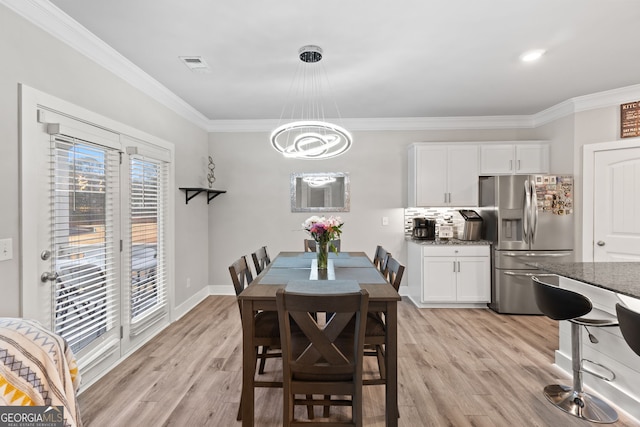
[518,159,521,170]
[444,193,447,204]
[457,261,461,272]
[509,160,513,171]
[453,261,456,272]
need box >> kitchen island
[532,261,640,422]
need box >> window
[129,156,168,329]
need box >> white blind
[51,136,119,354]
[129,156,168,324]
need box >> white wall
[207,128,537,291]
[0,5,209,316]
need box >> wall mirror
[291,172,350,212]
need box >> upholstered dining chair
[372,245,391,275]
[251,245,271,275]
[229,255,281,420]
[304,239,341,252]
[276,287,369,427]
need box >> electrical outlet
[381,217,389,226]
[0,239,12,261]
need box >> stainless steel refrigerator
[479,175,574,314]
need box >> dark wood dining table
[238,251,401,426]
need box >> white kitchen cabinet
[407,243,490,308]
[480,143,549,175]
[408,144,478,207]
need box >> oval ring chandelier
[270,45,353,160]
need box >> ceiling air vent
[179,56,211,73]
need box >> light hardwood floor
[78,296,639,426]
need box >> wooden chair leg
[306,394,314,419]
[323,395,331,417]
[375,345,386,379]
[258,345,268,374]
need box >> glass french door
[22,89,172,387]
[49,137,121,355]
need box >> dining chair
[372,245,391,275]
[229,255,281,420]
[276,287,369,427]
[251,245,271,275]
[363,257,405,385]
[304,239,341,252]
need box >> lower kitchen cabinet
[408,243,490,308]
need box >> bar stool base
[544,384,618,424]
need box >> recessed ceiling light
[520,49,546,62]
[179,56,211,73]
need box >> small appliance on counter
[458,209,483,241]
[412,217,436,240]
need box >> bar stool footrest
[543,384,618,424]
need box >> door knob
[596,240,606,247]
[40,271,58,282]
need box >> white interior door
[593,147,640,261]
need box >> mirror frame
[290,172,350,212]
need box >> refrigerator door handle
[502,252,573,257]
[523,179,530,243]
[503,271,557,277]
[530,180,538,244]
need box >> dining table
[238,251,402,427]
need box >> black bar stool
[616,303,640,357]
[532,276,619,423]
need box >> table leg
[385,302,398,427]
[241,299,256,427]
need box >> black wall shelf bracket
[179,187,227,204]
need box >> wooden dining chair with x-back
[276,286,369,427]
[363,256,405,384]
[251,245,271,275]
[229,255,281,420]
[372,245,391,275]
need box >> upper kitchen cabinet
[479,142,549,175]
[408,143,479,207]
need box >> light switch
[381,216,389,226]
[0,238,13,261]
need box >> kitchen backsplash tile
[404,207,468,238]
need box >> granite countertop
[530,262,640,299]
[406,237,492,246]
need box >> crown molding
[532,83,640,127]
[4,0,640,133]
[206,115,535,132]
[2,0,211,129]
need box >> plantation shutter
[129,155,168,330]
[51,135,120,354]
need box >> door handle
[509,160,513,171]
[40,271,59,282]
[597,241,606,247]
[453,261,456,273]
